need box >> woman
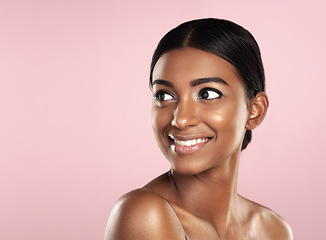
[105,18,293,239]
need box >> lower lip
[170,140,210,154]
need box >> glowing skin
[105,47,292,240]
[151,47,250,175]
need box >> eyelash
[154,87,223,102]
[198,87,223,100]
[154,90,175,102]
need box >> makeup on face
[151,47,249,174]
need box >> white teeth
[172,138,208,146]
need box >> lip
[168,134,212,154]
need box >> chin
[171,167,200,176]
[169,159,211,176]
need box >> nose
[171,99,199,130]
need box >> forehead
[152,47,240,85]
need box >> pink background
[1,0,325,239]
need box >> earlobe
[245,92,269,130]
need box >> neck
[168,152,241,233]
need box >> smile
[168,135,212,154]
[173,138,209,146]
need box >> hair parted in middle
[149,18,265,150]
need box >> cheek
[204,103,248,140]
[151,106,174,160]
[151,106,172,138]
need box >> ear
[245,92,269,130]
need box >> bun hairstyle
[150,18,265,150]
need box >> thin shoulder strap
[142,187,190,239]
[164,199,191,240]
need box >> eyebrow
[152,77,229,88]
[152,79,174,88]
[191,77,229,87]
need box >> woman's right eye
[155,91,174,102]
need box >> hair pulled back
[150,18,265,150]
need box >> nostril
[171,115,198,130]
[171,102,199,129]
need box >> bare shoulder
[247,200,293,240]
[105,188,185,240]
[262,208,293,240]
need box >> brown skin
[105,48,293,240]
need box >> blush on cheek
[211,114,223,122]
[207,112,230,129]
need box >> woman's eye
[155,91,174,102]
[199,88,222,100]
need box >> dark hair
[150,18,265,150]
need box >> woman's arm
[105,188,185,240]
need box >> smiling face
[151,47,251,175]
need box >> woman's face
[151,47,250,175]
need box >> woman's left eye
[199,88,222,100]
